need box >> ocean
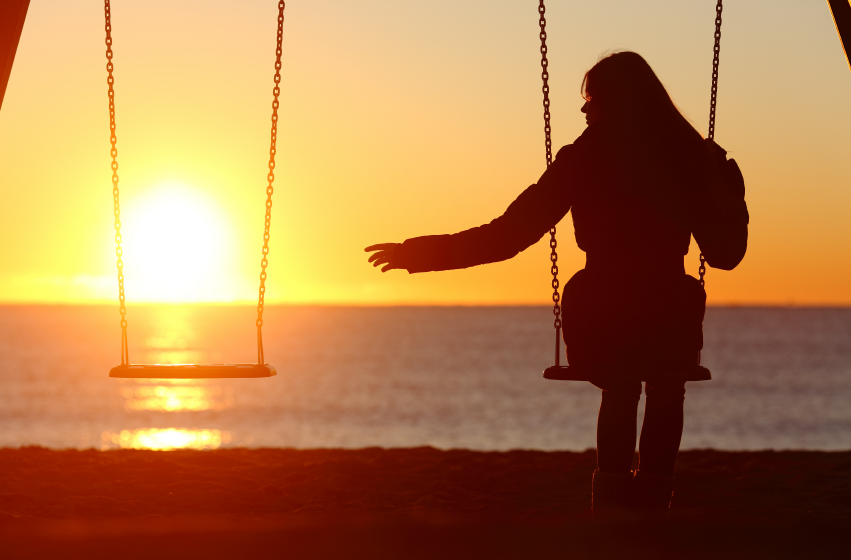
[0,305,849,451]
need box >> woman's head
[581,51,700,139]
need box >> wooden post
[0,0,31,113]
[828,0,851,73]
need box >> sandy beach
[0,447,848,559]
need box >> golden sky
[1,0,849,305]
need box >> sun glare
[120,183,237,302]
[101,428,230,450]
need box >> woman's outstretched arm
[365,144,583,273]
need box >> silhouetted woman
[365,51,747,516]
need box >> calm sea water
[0,306,849,451]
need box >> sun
[119,182,238,302]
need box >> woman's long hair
[582,51,703,146]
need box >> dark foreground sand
[0,447,849,559]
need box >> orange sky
[0,0,850,305]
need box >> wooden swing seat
[543,365,711,382]
[109,364,276,379]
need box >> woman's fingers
[364,243,397,252]
[368,251,395,265]
[365,242,400,272]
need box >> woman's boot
[591,469,634,518]
[631,469,674,515]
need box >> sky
[0,0,849,305]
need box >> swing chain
[707,0,723,142]
[539,0,561,365]
[539,2,553,167]
[104,0,128,365]
[255,0,285,365]
[700,0,723,289]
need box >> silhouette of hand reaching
[365,243,401,272]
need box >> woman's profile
[365,51,748,516]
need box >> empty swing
[106,0,286,380]
[540,0,728,383]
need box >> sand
[0,447,849,559]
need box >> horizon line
[1,301,850,309]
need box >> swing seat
[543,365,711,382]
[109,364,276,379]
[101,2,286,381]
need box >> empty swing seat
[100,2,286,381]
[109,364,276,379]
[543,364,711,382]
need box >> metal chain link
[700,0,723,289]
[707,0,723,142]
[539,2,553,167]
[538,0,561,366]
[104,0,128,365]
[256,0,285,365]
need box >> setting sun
[119,183,238,303]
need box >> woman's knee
[596,380,642,403]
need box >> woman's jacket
[393,119,748,372]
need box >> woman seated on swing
[365,51,747,515]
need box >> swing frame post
[0,0,30,113]
[828,0,851,72]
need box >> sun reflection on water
[142,306,205,365]
[105,308,243,450]
[101,428,230,450]
[112,306,238,412]
[121,384,234,411]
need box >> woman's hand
[365,243,402,272]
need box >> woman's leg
[591,380,642,516]
[595,380,642,473]
[637,380,686,477]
